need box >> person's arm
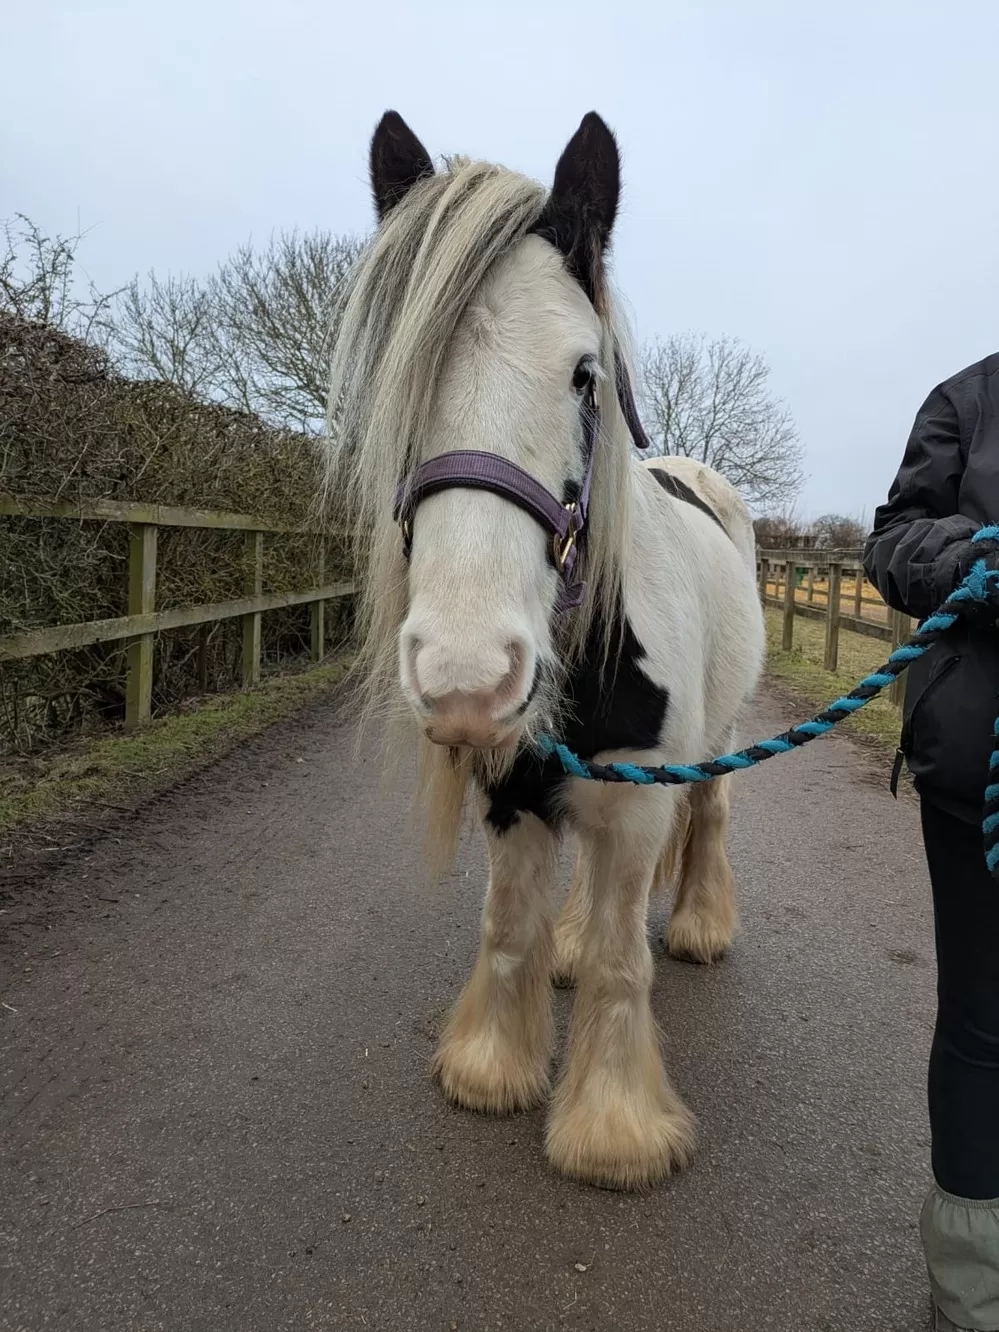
[863,384,978,620]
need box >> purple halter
[392,351,650,613]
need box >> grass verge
[763,609,903,757]
[0,656,352,849]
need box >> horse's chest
[482,615,668,832]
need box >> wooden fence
[756,548,911,705]
[0,493,354,729]
[0,503,912,732]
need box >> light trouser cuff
[921,1184,999,1330]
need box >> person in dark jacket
[864,353,999,1332]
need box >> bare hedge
[0,313,348,753]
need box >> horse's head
[328,112,629,755]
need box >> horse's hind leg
[665,772,737,963]
[552,842,590,988]
[651,789,690,899]
[432,807,556,1114]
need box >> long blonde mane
[322,154,637,874]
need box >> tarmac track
[0,683,936,1331]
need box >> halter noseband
[392,351,651,614]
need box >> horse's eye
[572,360,594,394]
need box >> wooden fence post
[824,561,843,671]
[197,624,209,694]
[806,564,815,604]
[853,566,864,619]
[241,529,264,688]
[125,522,157,729]
[889,609,912,705]
[310,536,326,663]
[758,554,769,604]
[782,558,797,651]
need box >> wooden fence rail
[1,493,354,729]
[756,547,910,706]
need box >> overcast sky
[3,0,997,520]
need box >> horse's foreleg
[665,772,737,963]
[545,793,696,1189]
[432,808,556,1115]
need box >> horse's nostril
[514,672,540,716]
[497,638,532,708]
[401,633,430,710]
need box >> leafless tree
[1,214,118,339]
[639,332,805,510]
[213,230,364,430]
[108,229,364,432]
[810,512,869,549]
[753,509,812,550]
[111,271,221,397]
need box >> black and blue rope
[537,525,999,875]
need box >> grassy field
[763,608,902,755]
[0,656,352,851]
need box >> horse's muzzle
[401,632,536,749]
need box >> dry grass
[762,575,889,625]
[0,655,352,851]
[763,609,903,756]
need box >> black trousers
[922,799,999,1199]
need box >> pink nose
[407,638,533,748]
[422,687,523,749]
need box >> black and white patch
[482,469,731,833]
[647,466,728,535]
[482,608,668,832]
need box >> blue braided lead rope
[537,525,999,875]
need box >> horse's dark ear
[533,112,620,305]
[370,111,435,222]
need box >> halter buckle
[555,503,577,572]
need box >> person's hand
[953,547,999,629]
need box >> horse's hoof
[544,1079,696,1190]
[665,904,737,964]
[432,1032,549,1115]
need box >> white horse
[325,111,765,1190]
